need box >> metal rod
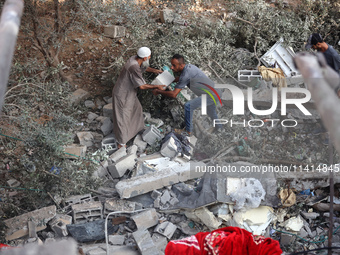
[0,0,24,113]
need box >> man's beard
[141,59,150,68]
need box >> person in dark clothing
[305,33,340,144]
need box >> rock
[69,89,90,105]
[67,219,117,243]
[154,221,177,239]
[194,207,221,231]
[131,209,159,231]
[132,230,159,255]
[85,100,95,108]
[101,118,113,136]
[77,132,94,147]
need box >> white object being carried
[151,70,175,86]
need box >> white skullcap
[137,47,151,58]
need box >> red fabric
[0,243,14,250]
[165,227,282,255]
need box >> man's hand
[154,69,163,74]
[152,89,160,96]
[157,85,166,90]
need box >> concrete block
[69,88,90,105]
[7,178,20,187]
[133,230,159,255]
[67,219,117,243]
[103,103,113,119]
[131,209,159,230]
[280,233,296,246]
[151,190,162,200]
[194,207,222,231]
[102,136,117,154]
[77,132,95,147]
[133,134,148,152]
[116,168,179,199]
[64,194,92,206]
[109,146,127,163]
[4,206,56,241]
[160,8,174,23]
[152,233,167,254]
[160,190,171,205]
[71,201,103,223]
[109,235,125,245]
[108,153,136,178]
[154,221,177,239]
[101,118,113,136]
[49,214,72,237]
[104,25,126,38]
[160,137,178,158]
[142,125,162,145]
[238,70,262,82]
[64,144,87,158]
[104,199,137,216]
[87,248,106,255]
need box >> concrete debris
[160,8,186,25]
[154,221,177,239]
[133,134,148,152]
[152,233,168,253]
[160,137,178,158]
[142,125,163,145]
[108,153,136,178]
[131,209,159,230]
[101,135,118,154]
[193,207,222,231]
[71,201,103,223]
[233,206,274,235]
[109,234,125,245]
[64,194,93,206]
[49,214,72,237]
[77,132,95,147]
[85,100,95,108]
[282,215,304,232]
[133,229,160,255]
[4,205,56,241]
[6,178,20,188]
[100,118,113,136]
[63,144,87,158]
[69,88,90,105]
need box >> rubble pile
[1,87,340,255]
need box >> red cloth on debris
[165,226,282,255]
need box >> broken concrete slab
[233,206,274,235]
[64,144,87,158]
[67,219,117,243]
[104,25,126,38]
[133,134,148,153]
[131,209,159,230]
[69,88,90,105]
[193,207,221,231]
[133,229,160,255]
[152,233,168,254]
[109,146,127,163]
[154,221,177,239]
[104,199,140,216]
[4,205,56,241]
[7,178,20,188]
[109,234,125,245]
[108,153,136,178]
[77,132,95,147]
[116,160,205,199]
